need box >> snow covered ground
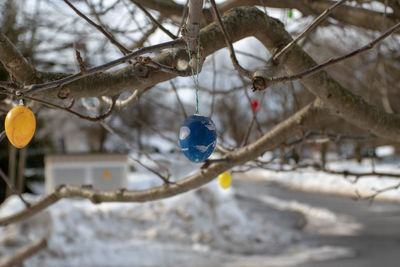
[0,184,355,267]
[246,157,400,202]
[2,153,400,266]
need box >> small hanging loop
[14,90,24,106]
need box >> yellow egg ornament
[218,172,231,189]
[5,105,36,148]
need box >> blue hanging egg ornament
[179,114,217,162]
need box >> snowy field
[1,151,400,266]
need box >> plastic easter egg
[251,99,259,112]
[179,114,217,162]
[5,105,36,148]
[218,172,231,189]
[287,9,293,18]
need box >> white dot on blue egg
[179,126,190,140]
[179,114,217,162]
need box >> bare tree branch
[2,7,399,145]
[135,0,400,33]
[63,0,131,55]
[363,182,400,203]
[21,39,185,96]
[128,23,158,50]
[129,0,177,40]
[0,168,30,208]
[99,121,171,180]
[0,99,329,226]
[0,238,47,267]
[0,89,116,122]
[209,0,252,78]
[0,31,37,83]
[16,7,400,144]
[273,0,348,62]
[170,81,187,119]
[185,0,203,53]
[253,21,400,90]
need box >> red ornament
[251,100,259,112]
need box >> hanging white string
[184,29,201,114]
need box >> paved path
[234,179,400,267]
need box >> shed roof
[45,154,128,164]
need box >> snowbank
[0,182,305,266]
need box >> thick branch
[185,0,203,52]
[224,7,400,142]
[23,39,185,97]
[23,7,400,143]
[0,31,37,83]
[134,0,400,33]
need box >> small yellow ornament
[5,105,36,148]
[218,172,231,189]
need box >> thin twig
[241,75,263,134]
[170,81,187,119]
[129,23,158,50]
[1,89,116,122]
[240,90,267,147]
[132,116,177,144]
[285,130,375,147]
[236,50,268,63]
[143,97,181,116]
[22,39,184,95]
[129,0,177,40]
[0,81,23,92]
[273,0,348,62]
[177,0,189,36]
[253,21,400,90]
[63,0,131,55]
[364,182,400,203]
[0,130,6,142]
[209,0,251,78]
[74,48,86,73]
[0,168,30,208]
[146,60,192,76]
[253,162,400,181]
[0,238,47,267]
[100,122,171,181]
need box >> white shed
[45,154,129,193]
